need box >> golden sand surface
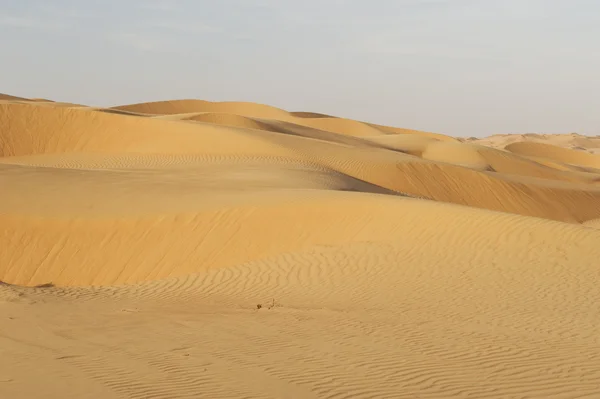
[1,95,600,398]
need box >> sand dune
[112,99,448,139]
[3,101,600,222]
[111,99,294,119]
[2,95,600,398]
[421,141,491,170]
[468,132,600,153]
[506,141,600,169]
[0,93,29,101]
[362,133,437,155]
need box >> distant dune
[2,94,600,399]
[0,93,29,101]
[466,132,600,153]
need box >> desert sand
[1,94,600,398]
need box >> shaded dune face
[1,97,600,288]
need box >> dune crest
[2,94,600,398]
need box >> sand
[1,96,600,398]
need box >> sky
[1,0,599,137]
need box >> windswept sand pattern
[2,95,600,398]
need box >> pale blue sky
[1,0,598,136]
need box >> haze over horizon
[1,0,599,137]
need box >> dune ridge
[111,99,452,139]
[2,94,600,398]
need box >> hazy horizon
[1,0,599,137]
